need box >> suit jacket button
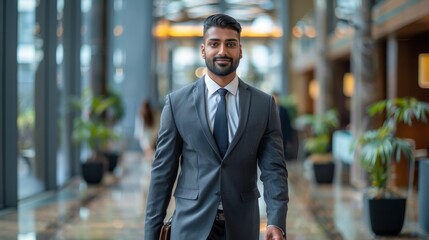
[215,191,220,196]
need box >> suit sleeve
[258,96,289,234]
[144,95,182,240]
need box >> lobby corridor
[0,152,428,240]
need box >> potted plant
[355,97,429,235]
[296,109,339,183]
[72,89,119,184]
[98,88,125,173]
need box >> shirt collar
[204,74,239,97]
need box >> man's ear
[201,44,205,59]
[239,45,243,59]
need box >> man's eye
[227,42,237,47]
[209,42,218,47]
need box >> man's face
[201,27,242,77]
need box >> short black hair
[203,14,242,36]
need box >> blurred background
[1,0,429,239]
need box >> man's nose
[218,43,226,55]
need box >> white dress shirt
[204,74,240,143]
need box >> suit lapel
[193,78,222,158]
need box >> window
[55,0,71,186]
[17,0,46,198]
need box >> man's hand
[265,226,286,240]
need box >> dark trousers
[207,210,226,240]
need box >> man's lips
[214,57,231,64]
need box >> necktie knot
[217,88,228,97]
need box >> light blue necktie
[213,88,229,158]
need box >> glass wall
[17,0,46,199]
[79,0,94,161]
[56,0,71,186]
[0,0,85,208]
[80,0,92,92]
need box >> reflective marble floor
[0,152,428,240]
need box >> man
[272,92,293,160]
[144,14,289,240]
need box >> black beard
[205,57,239,76]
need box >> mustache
[213,57,232,62]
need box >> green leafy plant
[71,89,119,160]
[356,97,429,198]
[103,88,125,126]
[17,108,35,149]
[296,109,339,155]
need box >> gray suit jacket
[144,77,289,240]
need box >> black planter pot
[102,151,121,172]
[363,194,406,235]
[81,161,105,184]
[313,162,335,183]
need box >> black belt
[216,209,225,221]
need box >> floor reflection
[0,152,428,240]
